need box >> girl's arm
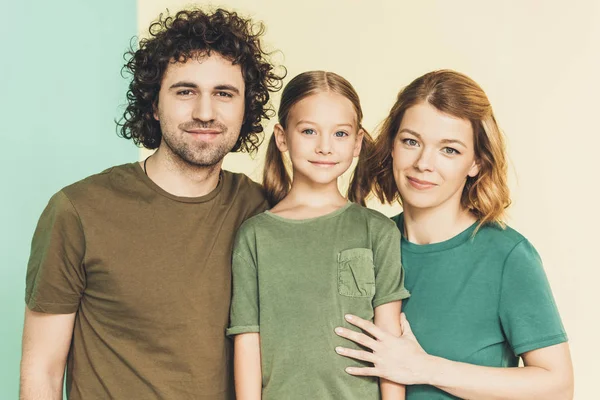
[373,301,405,400]
[335,314,574,400]
[234,333,262,400]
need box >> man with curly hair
[20,9,284,400]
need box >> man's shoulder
[60,162,138,202]
[221,171,266,205]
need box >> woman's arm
[373,301,405,400]
[234,333,262,400]
[335,314,573,400]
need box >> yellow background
[139,1,600,397]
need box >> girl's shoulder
[346,203,399,231]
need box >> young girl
[227,71,410,399]
[334,70,573,399]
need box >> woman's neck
[402,201,477,245]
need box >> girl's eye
[442,147,460,155]
[302,128,316,135]
[334,131,348,138]
[403,138,419,146]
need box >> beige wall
[138,1,600,397]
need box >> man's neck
[402,200,477,245]
[142,148,222,198]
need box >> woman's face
[391,102,479,212]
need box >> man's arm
[20,308,76,400]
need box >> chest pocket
[337,248,375,297]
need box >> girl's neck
[402,201,477,245]
[270,176,347,219]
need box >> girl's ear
[274,124,288,152]
[353,128,365,157]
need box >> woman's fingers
[400,313,415,338]
[335,346,378,363]
[343,314,388,340]
[334,327,380,351]
[344,366,381,377]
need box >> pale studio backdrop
[141,0,599,397]
[1,1,597,399]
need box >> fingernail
[335,327,343,334]
[346,367,354,373]
[345,314,353,321]
[335,347,343,353]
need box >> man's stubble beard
[159,122,241,168]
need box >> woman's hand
[335,313,432,385]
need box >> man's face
[154,53,245,167]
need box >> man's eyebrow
[214,84,241,95]
[169,81,198,89]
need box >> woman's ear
[353,128,365,157]
[273,124,288,152]
[467,159,480,178]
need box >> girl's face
[391,102,479,213]
[275,92,363,186]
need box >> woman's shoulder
[474,222,539,259]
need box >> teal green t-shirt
[228,203,410,400]
[392,214,568,400]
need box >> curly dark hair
[117,8,285,153]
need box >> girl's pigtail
[347,128,375,206]
[263,133,291,207]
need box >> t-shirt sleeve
[226,225,260,336]
[499,239,567,355]
[372,220,410,308]
[25,191,86,314]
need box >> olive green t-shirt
[392,214,568,400]
[227,203,410,400]
[25,163,268,400]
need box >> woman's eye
[334,131,348,138]
[302,128,316,135]
[403,138,418,146]
[442,147,460,155]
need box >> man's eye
[216,92,233,98]
[177,90,193,96]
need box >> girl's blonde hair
[370,70,510,228]
[263,71,373,206]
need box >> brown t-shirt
[25,162,268,399]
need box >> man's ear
[353,128,365,157]
[274,124,288,152]
[153,102,159,121]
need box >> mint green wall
[0,1,137,397]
